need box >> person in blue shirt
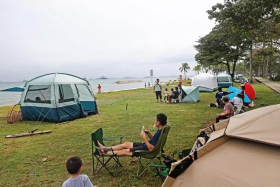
[97,113,167,157]
[215,87,233,108]
[168,87,180,103]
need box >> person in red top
[97,84,101,94]
[178,80,182,93]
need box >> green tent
[181,86,200,103]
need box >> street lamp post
[150,69,153,87]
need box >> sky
[0,0,223,81]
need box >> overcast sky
[0,0,223,81]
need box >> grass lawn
[0,80,280,187]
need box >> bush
[274,75,280,81]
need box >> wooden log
[5,130,52,138]
[56,121,69,125]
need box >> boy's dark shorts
[129,142,145,157]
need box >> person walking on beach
[153,79,162,102]
[97,84,101,94]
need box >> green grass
[0,80,280,187]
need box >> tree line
[193,0,280,81]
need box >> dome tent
[227,86,251,103]
[191,73,218,92]
[163,104,280,187]
[235,74,243,80]
[20,73,98,123]
[217,73,233,88]
[181,86,200,103]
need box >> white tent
[181,86,200,103]
[191,73,218,92]
[20,73,98,122]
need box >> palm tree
[179,63,190,80]
[193,65,201,75]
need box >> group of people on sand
[153,79,182,104]
[62,113,167,187]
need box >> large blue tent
[227,86,251,103]
[1,73,98,123]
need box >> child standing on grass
[62,156,97,187]
[164,88,169,102]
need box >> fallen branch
[5,130,52,138]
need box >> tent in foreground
[191,73,218,92]
[19,73,98,123]
[163,104,280,187]
[181,86,200,103]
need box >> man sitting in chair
[97,113,167,157]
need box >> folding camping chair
[150,149,191,181]
[91,128,123,177]
[134,125,171,177]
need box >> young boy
[62,156,97,187]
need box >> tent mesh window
[24,85,51,103]
[217,77,230,82]
[76,84,93,100]
[58,84,75,103]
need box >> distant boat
[96,76,107,79]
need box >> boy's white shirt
[232,97,243,107]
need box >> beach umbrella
[244,83,256,100]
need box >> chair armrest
[135,150,149,153]
[92,145,102,150]
[92,145,112,150]
[103,136,123,141]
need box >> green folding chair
[91,128,123,177]
[151,148,191,181]
[134,124,171,177]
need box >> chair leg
[92,154,100,175]
[93,155,122,177]
[137,157,160,177]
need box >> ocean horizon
[0,76,192,107]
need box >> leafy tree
[194,20,248,79]
[193,65,201,75]
[179,63,190,80]
[207,0,280,82]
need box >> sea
[0,76,181,107]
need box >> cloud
[0,0,223,81]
